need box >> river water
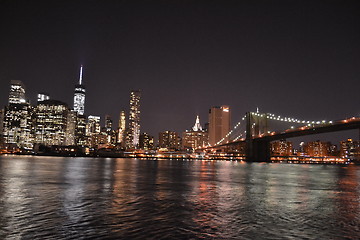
[0,155,359,239]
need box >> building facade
[182,115,208,151]
[2,80,33,149]
[340,139,360,160]
[208,105,231,146]
[127,90,141,149]
[139,132,154,150]
[73,65,86,116]
[270,140,293,156]
[8,80,26,104]
[303,140,333,157]
[34,100,69,146]
[117,110,126,146]
[159,131,181,150]
[3,103,33,149]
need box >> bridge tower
[245,111,271,162]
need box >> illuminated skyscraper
[3,80,33,149]
[208,105,231,146]
[34,100,69,146]
[105,115,113,132]
[3,103,33,149]
[9,80,26,104]
[65,110,76,146]
[117,110,126,145]
[73,65,86,115]
[127,90,141,149]
[86,115,101,148]
[86,115,101,136]
[75,115,87,146]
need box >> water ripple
[0,156,360,239]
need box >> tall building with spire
[73,65,86,115]
[126,90,141,149]
[182,115,208,151]
[192,115,202,131]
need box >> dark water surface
[0,156,359,239]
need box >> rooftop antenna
[79,65,83,85]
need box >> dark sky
[1,0,360,143]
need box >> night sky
[1,0,360,143]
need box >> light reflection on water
[0,155,359,239]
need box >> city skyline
[1,1,360,141]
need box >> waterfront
[0,156,360,239]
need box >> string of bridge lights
[242,112,333,125]
[212,111,335,147]
[215,121,242,145]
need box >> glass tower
[73,65,86,115]
[127,90,141,148]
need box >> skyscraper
[208,105,231,146]
[34,100,69,146]
[127,90,141,149]
[117,110,126,145]
[3,80,33,149]
[3,103,33,149]
[8,80,26,104]
[75,115,87,146]
[105,115,113,132]
[73,65,86,115]
[87,115,101,135]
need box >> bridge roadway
[256,117,360,141]
[217,117,360,162]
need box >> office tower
[85,115,103,148]
[65,110,77,145]
[37,93,50,103]
[75,115,87,146]
[73,65,86,115]
[103,114,114,144]
[86,115,101,136]
[3,103,33,149]
[8,80,26,104]
[127,90,141,149]
[34,100,69,146]
[139,132,154,150]
[105,115,113,132]
[3,80,33,149]
[117,110,126,145]
[159,131,181,150]
[182,115,208,151]
[208,105,231,146]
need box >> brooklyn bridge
[206,111,360,162]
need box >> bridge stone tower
[245,112,271,161]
